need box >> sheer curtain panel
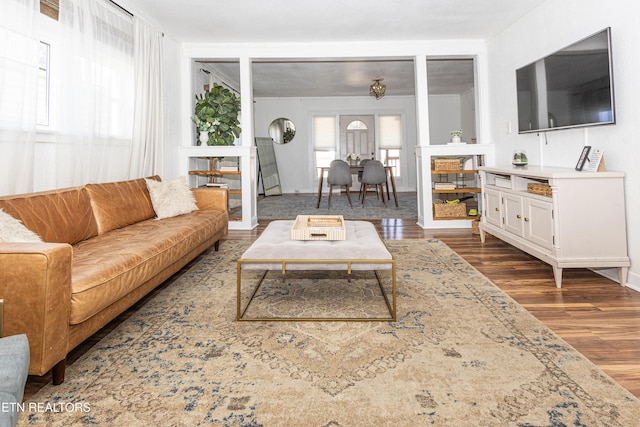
[0,0,39,196]
[55,0,134,188]
[129,17,163,179]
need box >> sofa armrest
[191,187,229,212]
[0,243,72,376]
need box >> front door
[340,115,375,161]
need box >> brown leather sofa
[0,177,228,385]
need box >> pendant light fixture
[369,78,386,100]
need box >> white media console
[478,165,630,288]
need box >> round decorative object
[199,131,209,145]
[451,135,461,143]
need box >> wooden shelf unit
[416,144,494,229]
[188,170,242,176]
[431,164,480,221]
[431,169,478,175]
[188,159,243,222]
[433,215,479,221]
[432,188,481,194]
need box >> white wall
[254,95,418,194]
[487,0,640,288]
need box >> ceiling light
[369,78,386,100]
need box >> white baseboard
[625,270,640,292]
[590,267,640,293]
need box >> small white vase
[451,135,461,143]
[199,131,209,145]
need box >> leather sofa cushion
[68,209,227,324]
[85,178,156,235]
[0,187,98,245]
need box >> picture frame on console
[575,146,591,171]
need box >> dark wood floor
[24,218,640,400]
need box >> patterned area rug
[256,192,417,219]
[21,240,640,426]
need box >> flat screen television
[516,28,615,133]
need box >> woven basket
[471,217,481,234]
[433,202,467,218]
[432,158,461,171]
[527,183,552,197]
[471,217,491,237]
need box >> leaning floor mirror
[255,137,282,196]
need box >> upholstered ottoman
[0,334,29,427]
[237,220,396,321]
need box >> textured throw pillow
[145,177,198,219]
[0,209,43,242]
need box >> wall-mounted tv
[516,28,615,133]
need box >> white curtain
[55,0,134,187]
[0,0,39,196]
[129,17,163,179]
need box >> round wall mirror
[268,117,296,144]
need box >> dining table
[316,164,399,208]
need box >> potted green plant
[450,129,462,143]
[192,83,242,146]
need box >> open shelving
[188,168,243,221]
[430,164,481,221]
[179,147,257,229]
[416,144,494,229]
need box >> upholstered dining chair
[357,158,371,199]
[327,159,353,208]
[360,160,387,207]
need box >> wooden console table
[478,165,630,288]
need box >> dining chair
[357,159,371,199]
[327,159,353,208]
[360,160,387,207]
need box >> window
[379,115,403,177]
[346,120,368,130]
[313,116,337,174]
[37,12,58,131]
[37,41,50,127]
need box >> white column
[414,55,432,228]
[239,57,258,229]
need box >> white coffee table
[236,220,396,322]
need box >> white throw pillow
[0,209,43,242]
[145,177,198,219]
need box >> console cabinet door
[503,193,524,236]
[524,198,554,250]
[484,188,502,228]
